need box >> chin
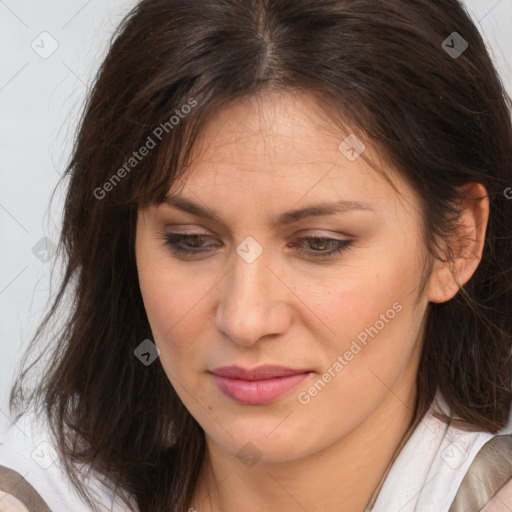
[205,419,320,464]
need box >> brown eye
[290,237,353,258]
[164,233,217,255]
[161,232,353,260]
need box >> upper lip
[210,365,311,380]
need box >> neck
[190,384,418,512]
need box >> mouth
[210,365,313,405]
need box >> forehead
[168,91,409,208]
[144,89,422,235]
[187,90,356,167]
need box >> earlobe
[427,182,489,304]
[428,264,460,304]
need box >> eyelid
[160,223,353,239]
[294,229,352,239]
[159,229,352,244]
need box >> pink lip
[211,365,312,405]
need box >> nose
[215,241,292,347]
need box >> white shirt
[0,408,136,512]
[371,391,512,511]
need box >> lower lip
[212,373,311,405]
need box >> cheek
[137,261,214,382]
[297,270,402,337]
[139,275,199,352]
[296,246,423,360]
[136,245,184,348]
[136,236,202,333]
[138,271,206,399]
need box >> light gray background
[1,0,511,434]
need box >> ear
[428,182,489,304]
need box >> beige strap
[0,465,52,512]
[448,434,512,512]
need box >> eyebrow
[161,194,374,226]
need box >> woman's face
[135,90,433,462]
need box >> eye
[161,233,217,255]
[157,232,353,259]
[289,236,353,258]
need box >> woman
[1,0,512,511]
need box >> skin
[0,492,29,512]
[135,89,489,512]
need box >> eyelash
[158,232,353,259]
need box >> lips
[212,365,310,380]
[210,365,312,405]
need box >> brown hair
[9,0,512,510]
